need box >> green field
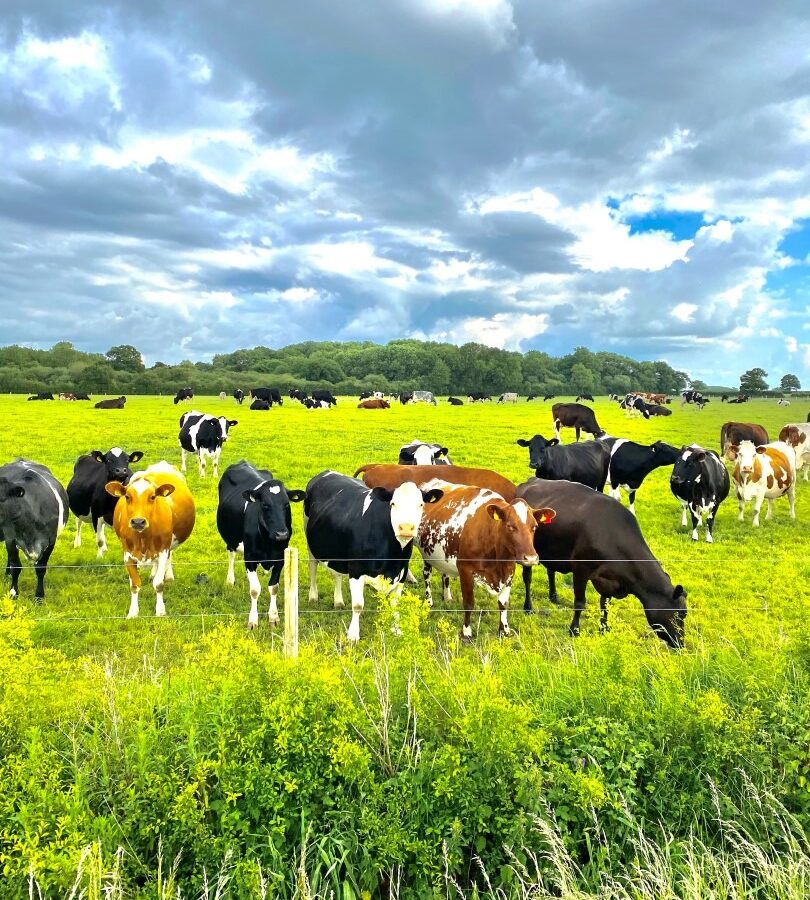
[1,394,809,898]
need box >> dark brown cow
[95,396,126,409]
[357,398,390,409]
[354,464,517,500]
[551,403,604,441]
[720,422,769,460]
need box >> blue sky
[0,0,809,386]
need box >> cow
[721,422,770,460]
[608,393,620,402]
[359,391,383,401]
[415,481,554,640]
[67,447,144,556]
[216,461,305,629]
[304,398,331,409]
[526,395,537,402]
[173,387,194,405]
[354,463,517,501]
[602,439,681,515]
[721,394,729,403]
[0,460,68,601]
[516,434,610,491]
[59,392,77,401]
[779,424,810,481]
[398,441,453,466]
[304,470,443,642]
[644,403,672,417]
[359,391,373,400]
[410,390,437,405]
[27,392,54,401]
[289,389,307,403]
[73,392,91,401]
[777,398,791,407]
[233,389,245,405]
[399,392,414,405]
[448,396,464,405]
[515,479,687,647]
[680,389,708,410]
[95,397,126,409]
[357,398,390,409]
[732,440,796,526]
[543,395,555,401]
[105,461,196,618]
[498,392,518,403]
[312,390,337,407]
[250,398,270,411]
[250,388,283,406]
[178,411,238,478]
[551,402,604,441]
[575,394,594,402]
[641,393,668,405]
[468,392,491,403]
[728,395,749,404]
[218,391,227,401]
[670,445,730,542]
[620,394,650,419]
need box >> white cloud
[786,335,798,352]
[671,303,698,322]
[459,312,549,349]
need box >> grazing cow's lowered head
[517,434,558,471]
[648,585,688,649]
[243,480,306,543]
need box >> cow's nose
[398,524,416,537]
[273,530,290,542]
[129,517,147,531]
[522,553,540,566]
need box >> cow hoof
[333,599,345,609]
[523,606,534,615]
[599,624,610,634]
[498,628,512,639]
[549,594,560,605]
[569,626,580,638]
[459,630,474,645]
[248,621,257,631]
[268,616,279,628]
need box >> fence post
[284,547,299,659]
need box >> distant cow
[498,392,518,403]
[250,398,270,411]
[551,403,604,441]
[357,398,390,409]
[106,462,196,618]
[355,464,517,501]
[777,398,791,407]
[173,387,194,405]
[732,440,796,526]
[0,459,68,600]
[59,392,77,401]
[289,389,307,403]
[516,479,687,647]
[218,391,227,400]
[448,396,464,405]
[217,460,305,628]
[233,389,245,405]
[620,394,650,419]
[250,388,283,406]
[681,389,708,410]
[721,422,770,460]
[644,403,672,417]
[468,392,491,403]
[408,391,437,405]
[543,395,555,401]
[603,439,681,515]
[67,447,144,556]
[779,424,810,481]
[27,392,54,401]
[179,411,238,478]
[304,398,331,409]
[575,394,594,402]
[399,392,414,405]
[398,441,452,466]
[728,395,749,404]
[95,396,126,409]
[516,434,610,491]
[670,445,730,542]
[311,390,337,407]
[73,393,91,401]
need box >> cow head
[0,477,25,503]
[516,435,558,470]
[399,442,452,466]
[106,478,175,533]
[779,425,805,447]
[485,498,555,566]
[91,448,144,483]
[243,481,305,542]
[670,446,709,487]
[371,482,444,546]
[650,441,681,466]
[733,440,760,480]
[645,584,687,648]
[218,417,238,439]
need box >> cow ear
[9,485,25,498]
[371,486,394,503]
[286,489,306,503]
[400,450,415,462]
[756,446,766,454]
[421,488,444,504]
[549,438,560,447]
[533,507,556,525]
[228,420,239,427]
[156,483,176,497]
[242,489,257,503]
[438,447,449,456]
[91,450,105,463]
[674,584,687,600]
[128,451,144,463]
[486,503,505,521]
[695,451,706,461]
[516,439,530,447]
[105,481,126,498]
[727,446,738,460]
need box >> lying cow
[250,398,270,410]
[721,422,769,460]
[779,424,810,481]
[516,434,609,491]
[398,440,452,466]
[620,394,650,419]
[644,403,672,417]
[670,445,730,542]
[0,459,68,600]
[217,461,305,628]
[551,402,604,441]
[304,471,443,642]
[179,411,238,478]
[603,439,681,516]
[357,398,390,409]
[516,478,687,647]
[95,396,126,409]
[448,397,464,406]
[732,440,796,526]
[354,463,516,500]
[27,392,54,401]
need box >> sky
[2,1,810,385]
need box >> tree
[740,368,768,393]
[106,345,144,372]
[780,373,801,392]
[570,363,596,395]
[690,379,708,392]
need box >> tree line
[0,340,801,397]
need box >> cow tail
[352,464,371,478]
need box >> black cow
[681,389,708,410]
[721,394,729,403]
[644,403,672,417]
[448,396,464,405]
[398,441,453,466]
[289,389,307,403]
[0,459,69,600]
[67,447,144,556]
[304,471,443,642]
[526,395,537,402]
[95,396,126,409]
[551,402,604,441]
[670,445,730,542]
[543,395,555,401]
[179,411,238,478]
[312,390,337,407]
[727,395,749,404]
[399,392,414,405]
[27,392,54,401]
[73,392,91,401]
[217,460,305,629]
[575,394,594,402]
[250,388,283,406]
[516,434,610,491]
[173,387,194,405]
[516,479,687,647]
[250,398,270,410]
[602,439,680,515]
[233,389,244,405]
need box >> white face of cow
[413,444,436,466]
[735,440,758,477]
[389,481,426,545]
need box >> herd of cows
[1,389,808,649]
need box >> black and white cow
[467,392,491,403]
[250,388,283,406]
[27,392,54,401]
[644,403,672,417]
[669,445,730,542]
[233,389,245,405]
[516,434,610,491]
[179,411,238,478]
[250,398,270,410]
[602,439,680,515]
[398,440,453,466]
[0,459,69,600]
[173,387,194,405]
[620,394,650,418]
[304,398,331,409]
[67,447,144,555]
[575,394,595,402]
[216,460,305,629]
[498,392,518,403]
[359,390,384,401]
[312,390,337,407]
[304,471,443,642]
[681,389,708,410]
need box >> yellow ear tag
[493,511,500,521]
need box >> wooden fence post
[284,546,299,659]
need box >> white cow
[732,440,796,526]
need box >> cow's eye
[149,496,155,503]
[125,495,132,503]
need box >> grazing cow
[219,391,227,401]
[304,398,331,409]
[59,392,77,401]
[680,389,708,409]
[551,402,604,441]
[498,392,518,403]
[620,394,650,418]
[312,390,337,407]
[732,440,796,526]
[250,388,283,406]
[27,392,54,401]
[178,411,238,478]
[448,396,464,405]
[779,424,810,480]
[407,390,437,405]
[289,389,307,403]
[608,393,620,402]
[416,481,554,640]
[399,392,414,405]
[358,391,373,400]
[95,396,126,409]
[516,479,687,647]
[575,393,594,402]
[67,447,144,555]
[602,439,681,515]
[526,395,537,402]
[644,403,672,417]
[105,462,196,618]
[216,461,305,628]
[355,463,517,500]
[516,434,610,492]
[721,422,770,460]
[357,398,390,409]
[670,445,730,542]
[173,387,194,405]
[543,394,555,401]
[0,459,68,600]
[250,398,270,411]
[398,440,453,466]
[233,389,244,405]
[73,392,91,401]
[304,470,443,642]
[777,398,791,407]
[467,392,491,403]
[721,394,729,403]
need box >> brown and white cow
[357,398,390,409]
[105,461,196,617]
[354,463,517,500]
[721,422,770,460]
[416,481,555,641]
[778,424,810,481]
[732,440,795,527]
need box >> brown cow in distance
[354,463,517,500]
[95,396,126,409]
[551,403,605,441]
[357,398,390,409]
[720,422,769,460]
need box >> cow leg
[165,551,175,582]
[803,465,809,482]
[246,564,262,629]
[497,585,512,637]
[680,502,688,527]
[125,554,142,618]
[599,596,610,633]
[33,544,55,601]
[267,573,280,628]
[568,570,588,637]
[152,551,169,616]
[788,482,797,519]
[423,562,433,607]
[688,504,701,541]
[307,556,319,601]
[6,541,22,598]
[752,496,764,527]
[346,576,365,643]
[94,517,107,556]
[73,518,82,549]
[522,564,533,613]
[180,448,187,473]
[553,420,561,441]
[458,566,476,643]
[333,573,345,609]
[405,568,418,585]
[575,427,581,442]
[737,493,746,522]
[198,451,206,479]
[705,504,717,543]
[212,448,221,479]
[627,491,636,517]
[547,569,559,604]
[226,550,236,586]
[442,575,452,603]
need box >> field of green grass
[1,393,809,898]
